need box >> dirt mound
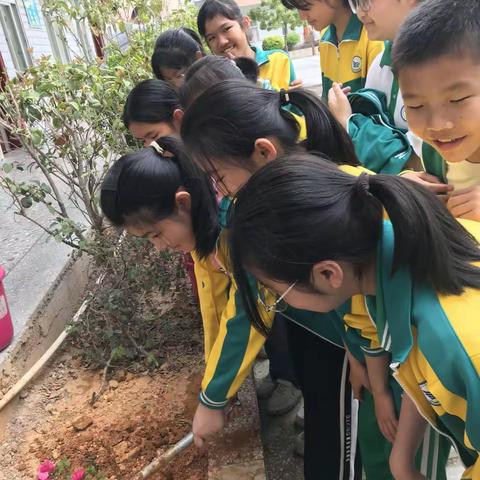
[0,299,208,480]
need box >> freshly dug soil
[0,294,208,480]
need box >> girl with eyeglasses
[100,137,279,450]
[181,79,453,479]
[181,79,372,479]
[228,155,478,479]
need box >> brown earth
[0,295,208,480]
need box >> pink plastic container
[0,266,14,351]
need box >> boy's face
[204,15,251,58]
[399,55,480,164]
[357,0,417,41]
[298,1,346,32]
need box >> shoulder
[263,49,291,61]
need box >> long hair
[228,154,480,333]
[180,56,258,107]
[122,79,181,128]
[100,137,219,258]
[181,80,358,173]
[151,28,205,80]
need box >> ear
[242,16,252,31]
[251,138,278,166]
[311,261,344,290]
[173,108,184,130]
[175,190,192,213]
[195,50,204,60]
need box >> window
[45,18,70,63]
[0,3,32,71]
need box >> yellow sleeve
[199,236,275,409]
[192,251,229,361]
[344,295,385,356]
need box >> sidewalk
[0,149,73,366]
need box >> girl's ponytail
[227,155,480,332]
[366,174,480,294]
[284,88,359,166]
[101,136,219,259]
[154,136,219,259]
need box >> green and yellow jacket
[254,46,296,92]
[344,219,480,479]
[319,14,383,100]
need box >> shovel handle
[140,432,194,479]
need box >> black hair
[393,0,480,72]
[100,137,219,259]
[151,28,205,80]
[122,79,181,129]
[228,154,480,334]
[281,0,349,11]
[181,80,358,175]
[197,0,243,38]
[179,56,258,107]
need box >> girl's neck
[360,259,377,296]
[244,45,256,59]
[333,9,352,42]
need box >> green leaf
[2,163,13,174]
[20,196,33,208]
[31,129,44,146]
[40,182,52,194]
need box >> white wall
[0,0,92,78]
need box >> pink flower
[38,460,56,473]
[70,468,86,480]
[37,460,55,480]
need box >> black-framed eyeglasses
[348,0,372,14]
[258,281,297,313]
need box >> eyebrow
[206,21,232,37]
[403,81,473,100]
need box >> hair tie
[355,172,373,197]
[150,141,165,155]
[279,89,290,106]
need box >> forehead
[204,15,238,35]
[399,54,480,95]
[128,121,173,138]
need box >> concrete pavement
[0,149,74,366]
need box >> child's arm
[365,354,398,444]
[193,256,273,447]
[389,394,427,480]
[345,345,371,401]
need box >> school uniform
[346,41,418,174]
[214,191,362,479]
[344,219,480,479]
[281,164,373,480]
[253,46,296,91]
[193,231,274,409]
[409,136,480,194]
[319,14,384,100]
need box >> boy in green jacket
[393,0,480,223]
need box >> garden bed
[0,291,208,480]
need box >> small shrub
[262,35,284,51]
[287,31,300,49]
